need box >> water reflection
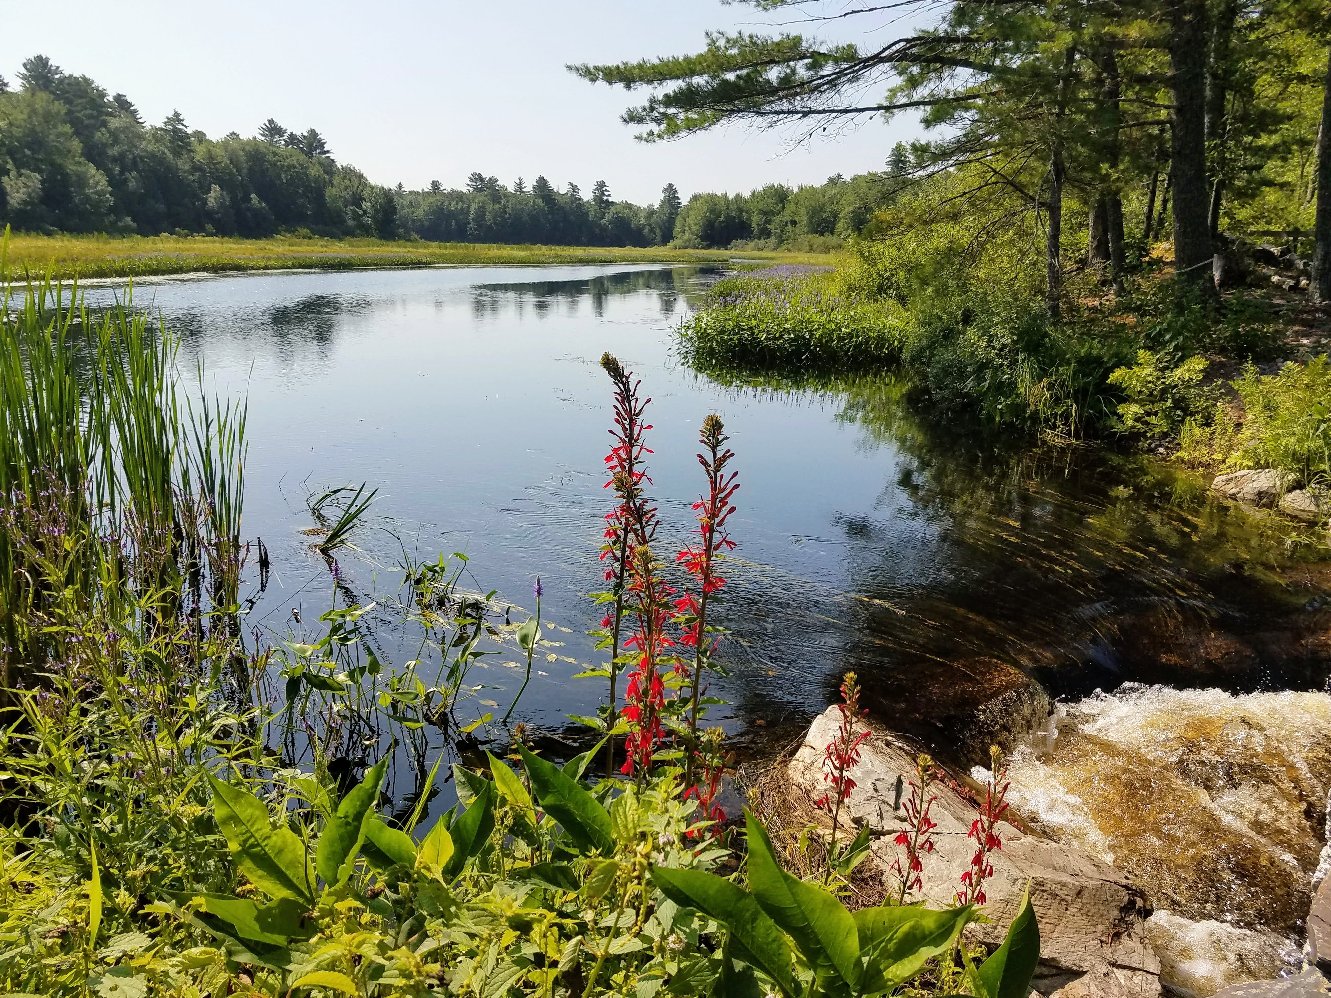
[74,265,1331,776]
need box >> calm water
[83,264,1329,768]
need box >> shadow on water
[73,264,1331,788]
[701,373,1331,766]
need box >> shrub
[1108,351,1221,445]
[1230,358,1331,484]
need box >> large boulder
[788,709,1163,997]
[1213,469,1296,508]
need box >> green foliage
[1188,359,1331,485]
[1108,352,1221,444]
[680,268,900,373]
[0,285,1042,995]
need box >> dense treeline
[578,0,1331,305]
[0,53,895,250]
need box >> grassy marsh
[1,231,827,281]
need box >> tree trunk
[1088,198,1111,266]
[1107,194,1127,293]
[1204,0,1239,241]
[1144,171,1160,245]
[1047,46,1077,322]
[1158,170,1173,239]
[1048,154,1064,321]
[1168,0,1214,293]
[1313,44,1331,303]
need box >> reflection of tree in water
[468,266,718,320]
[690,369,1327,762]
[267,293,375,346]
[832,376,1326,753]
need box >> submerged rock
[788,709,1163,997]
[1281,489,1331,524]
[1145,912,1301,998]
[1213,470,1296,508]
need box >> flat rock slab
[789,708,1162,997]
[1213,469,1296,507]
[1212,969,1331,997]
[1310,875,1331,974]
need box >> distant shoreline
[0,232,826,282]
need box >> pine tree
[258,118,287,145]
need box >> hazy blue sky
[1,0,935,203]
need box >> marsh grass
[0,273,247,691]
[0,230,826,281]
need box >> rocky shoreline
[778,706,1331,997]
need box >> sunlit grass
[1,232,829,280]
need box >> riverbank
[0,231,826,281]
[682,250,1331,546]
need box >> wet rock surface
[1210,968,1331,996]
[788,709,1163,997]
[1213,469,1296,508]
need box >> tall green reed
[0,271,247,694]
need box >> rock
[1213,469,1296,508]
[857,656,1052,768]
[1211,968,1331,997]
[1146,912,1302,996]
[1310,875,1331,975]
[1281,489,1331,524]
[788,709,1162,996]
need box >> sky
[0,0,937,204]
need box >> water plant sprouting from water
[0,276,248,695]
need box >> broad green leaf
[519,744,613,854]
[405,753,444,832]
[972,886,1040,998]
[290,970,360,994]
[362,816,417,870]
[651,867,797,997]
[581,858,620,901]
[315,756,387,887]
[208,774,312,902]
[744,810,860,991]
[194,893,311,946]
[416,816,455,879]
[87,840,103,948]
[453,762,490,807]
[443,780,496,879]
[516,616,539,653]
[562,737,608,780]
[487,752,532,812]
[513,862,580,892]
[853,904,973,994]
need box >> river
[81,263,1331,991]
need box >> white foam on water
[999,685,1331,996]
[1144,911,1301,998]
